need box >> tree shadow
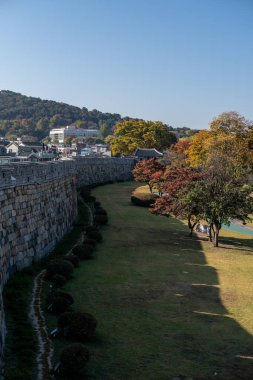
[138,218,253,379]
[218,235,253,252]
[84,184,253,380]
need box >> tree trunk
[213,224,220,247]
[188,216,197,237]
[209,223,214,242]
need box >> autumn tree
[208,111,253,173]
[174,138,191,155]
[194,153,253,246]
[132,159,165,193]
[106,119,177,156]
[151,167,203,236]
[185,130,211,168]
[209,111,252,135]
[162,138,191,167]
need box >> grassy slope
[61,182,253,379]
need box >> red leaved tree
[132,159,165,193]
[151,166,203,236]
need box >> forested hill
[0,90,122,140]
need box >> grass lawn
[57,182,253,380]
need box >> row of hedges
[44,187,108,379]
[3,201,90,380]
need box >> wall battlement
[0,157,134,378]
[0,157,133,188]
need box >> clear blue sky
[0,0,252,129]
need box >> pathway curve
[29,199,93,379]
[30,270,53,380]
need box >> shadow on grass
[148,222,253,379]
[79,183,253,380]
[218,235,253,254]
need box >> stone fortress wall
[0,157,134,377]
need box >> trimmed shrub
[131,193,158,207]
[72,245,83,257]
[46,260,74,281]
[47,296,71,314]
[83,238,97,248]
[64,254,80,268]
[47,290,74,314]
[48,290,74,305]
[95,207,107,216]
[72,244,94,260]
[94,214,108,225]
[85,225,99,233]
[85,195,96,203]
[51,274,67,287]
[86,230,103,242]
[79,187,90,200]
[59,343,89,376]
[58,311,97,340]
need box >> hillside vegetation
[0,90,122,140]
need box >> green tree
[75,120,87,129]
[185,130,211,168]
[207,112,253,173]
[195,153,253,246]
[42,136,52,144]
[106,119,177,155]
[99,122,112,138]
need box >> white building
[49,125,100,143]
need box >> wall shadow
[142,218,253,380]
[88,183,253,380]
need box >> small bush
[48,290,74,305]
[79,187,90,199]
[51,274,67,287]
[47,290,74,314]
[95,207,107,216]
[86,230,103,242]
[46,296,71,314]
[64,254,80,268]
[72,244,94,260]
[46,260,74,281]
[94,201,101,208]
[72,245,83,256]
[87,195,96,203]
[86,225,99,233]
[83,238,97,247]
[131,193,158,207]
[94,214,108,225]
[58,311,97,340]
[59,343,89,376]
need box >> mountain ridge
[0,90,122,141]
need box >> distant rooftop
[134,148,163,159]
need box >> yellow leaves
[185,111,253,172]
[106,119,176,155]
[185,130,211,168]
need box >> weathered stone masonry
[0,157,134,377]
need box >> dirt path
[30,200,93,379]
[30,270,53,380]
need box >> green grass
[3,201,89,380]
[54,181,253,380]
